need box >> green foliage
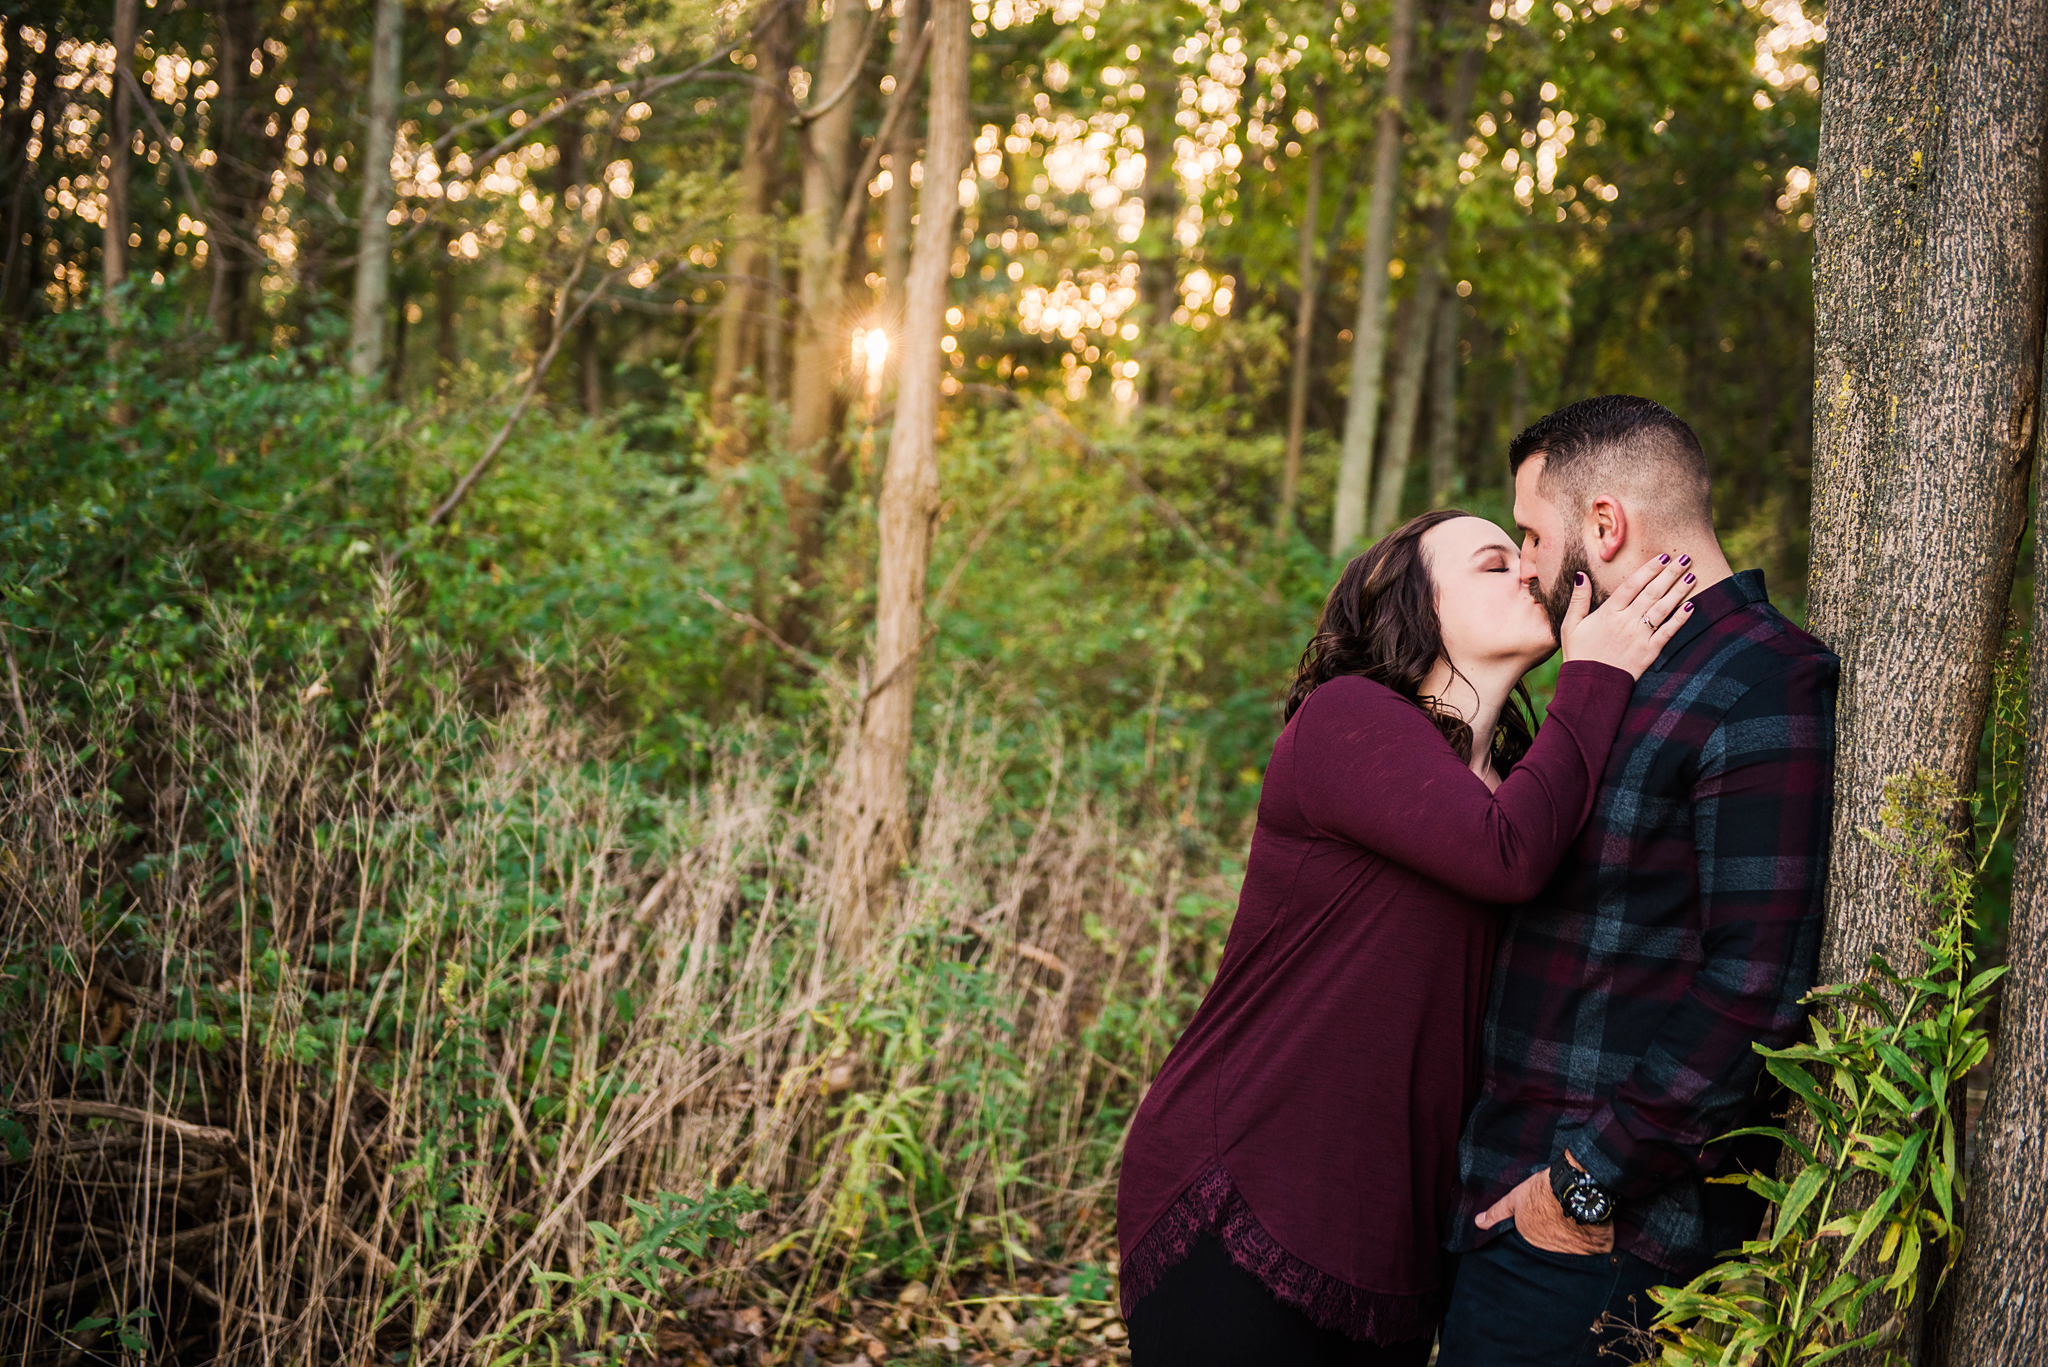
[1637,766,2008,1366]
[478,1187,766,1366]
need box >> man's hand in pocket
[1474,1166,1615,1255]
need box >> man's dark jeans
[1437,1225,1679,1366]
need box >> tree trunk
[1330,0,1415,556]
[837,0,968,952]
[535,115,584,372]
[1807,0,2048,1358]
[579,314,602,415]
[208,0,269,345]
[1277,86,1325,542]
[1926,4,2048,1363]
[1370,267,1439,537]
[788,0,869,442]
[882,0,926,334]
[1365,0,1481,538]
[348,0,403,378]
[102,0,137,322]
[1943,434,2048,1365]
[709,0,799,449]
[787,0,872,607]
[1506,352,1527,439]
[435,231,460,395]
[1807,0,2045,978]
[1427,292,1458,506]
[1137,45,1178,403]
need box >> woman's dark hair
[1284,508,1536,769]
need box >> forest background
[8,0,2024,1362]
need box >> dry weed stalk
[0,603,1228,1364]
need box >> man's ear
[1586,494,1628,563]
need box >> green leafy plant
[477,1186,765,1366]
[1638,766,2006,1366]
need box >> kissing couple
[1115,395,1839,1365]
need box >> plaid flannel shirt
[1447,569,1839,1275]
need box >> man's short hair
[1507,394,1712,527]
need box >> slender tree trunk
[579,314,602,414]
[1506,352,1527,439]
[710,0,799,448]
[1370,267,1439,536]
[1366,4,1480,537]
[881,0,926,333]
[1427,291,1458,506]
[1277,86,1326,542]
[837,0,968,952]
[435,231,459,394]
[1927,2,2048,1361]
[388,275,408,398]
[1330,0,1415,555]
[535,114,584,369]
[349,0,402,378]
[209,0,265,344]
[789,0,869,446]
[787,0,873,611]
[102,0,137,322]
[1137,45,1178,403]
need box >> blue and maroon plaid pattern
[1446,569,1839,1275]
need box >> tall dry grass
[0,586,1235,1364]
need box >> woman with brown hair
[1116,510,1698,1365]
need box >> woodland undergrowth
[0,580,1236,1366]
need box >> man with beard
[1436,395,1839,1365]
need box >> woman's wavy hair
[1284,507,1536,769]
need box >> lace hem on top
[1119,1163,1444,1346]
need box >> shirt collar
[1649,568,1768,672]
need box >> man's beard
[1542,541,1602,634]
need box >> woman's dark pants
[1126,1233,1436,1367]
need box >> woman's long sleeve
[1290,663,1635,903]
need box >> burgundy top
[1115,663,1636,1342]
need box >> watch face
[1565,1180,1614,1225]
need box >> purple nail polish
[1684,573,1696,584]
[1659,554,1671,564]
[1683,601,1695,612]
[1575,572,1586,586]
[1679,555,1691,566]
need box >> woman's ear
[1587,494,1628,562]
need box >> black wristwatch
[1551,1163,1616,1226]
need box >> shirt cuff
[1552,1110,1642,1200]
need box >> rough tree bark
[1930,0,2048,1361]
[102,0,137,321]
[1806,0,2048,1357]
[1277,84,1326,541]
[836,0,968,952]
[709,0,799,448]
[1808,0,2045,975]
[1943,423,2048,1365]
[787,0,871,555]
[348,0,402,379]
[1330,0,1415,556]
[1427,293,1458,505]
